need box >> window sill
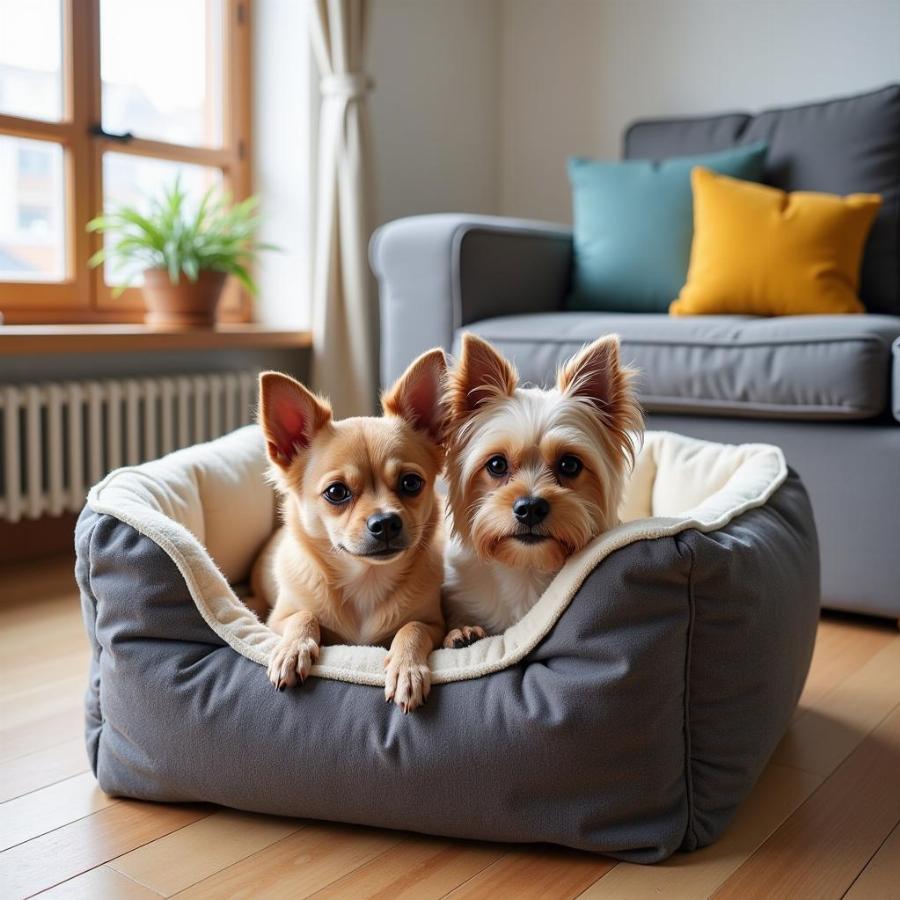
[0,324,312,355]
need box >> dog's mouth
[511,531,550,545]
[338,544,406,560]
[361,546,404,558]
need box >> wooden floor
[1,556,899,900]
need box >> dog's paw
[442,625,487,649]
[267,636,320,690]
[384,655,431,713]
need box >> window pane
[100,0,224,148]
[101,152,222,286]
[0,0,64,122]
[0,136,65,281]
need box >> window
[18,146,54,177]
[17,206,53,231]
[0,0,251,323]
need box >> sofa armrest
[370,214,573,385]
[893,337,900,423]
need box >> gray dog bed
[76,426,819,863]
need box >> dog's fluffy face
[259,351,446,567]
[445,334,642,573]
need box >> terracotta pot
[141,268,228,330]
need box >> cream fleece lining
[87,426,787,685]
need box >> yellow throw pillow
[670,167,881,316]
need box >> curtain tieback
[320,73,373,100]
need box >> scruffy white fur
[441,334,642,642]
[444,538,555,634]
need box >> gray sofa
[371,85,900,620]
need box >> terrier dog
[253,349,447,712]
[441,333,642,644]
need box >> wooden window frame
[0,0,252,325]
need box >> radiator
[0,371,259,523]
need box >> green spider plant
[87,178,277,297]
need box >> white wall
[368,0,501,226]
[498,0,900,222]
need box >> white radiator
[0,371,259,522]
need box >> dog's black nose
[367,512,403,540]
[513,496,550,527]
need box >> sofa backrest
[624,85,900,316]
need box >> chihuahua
[253,349,447,712]
[441,333,642,644]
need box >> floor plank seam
[103,863,168,898]
[838,813,900,899]
[31,864,167,899]
[161,822,342,898]
[437,850,511,898]
[571,859,618,898]
[0,765,92,805]
[114,816,309,898]
[295,832,416,900]
[765,759,827,781]
[432,846,516,899]
[0,803,113,856]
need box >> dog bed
[76,426,819,863]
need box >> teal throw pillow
[566,142,768,312]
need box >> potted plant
[88,179,275,329]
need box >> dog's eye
[557,455,583,478]
[399,473,424,496]
[486,455,508,477]
[323,482,352,504]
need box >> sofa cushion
[624,85,900,316]
[459,313,900,421]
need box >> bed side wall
[76,507,232,794]
[75,508,104,776]
[681,469,820,849]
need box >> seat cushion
[459,313,900,421]
[624,85,900,316]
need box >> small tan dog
[442,333,642,644]
[252,350,447,712]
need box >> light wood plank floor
[1,554,899,899]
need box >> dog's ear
[448,333,518,423]
[557,335,638,427]
[258,371,332,468]
[382,348,447,442]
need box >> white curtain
[309,0,376,416]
